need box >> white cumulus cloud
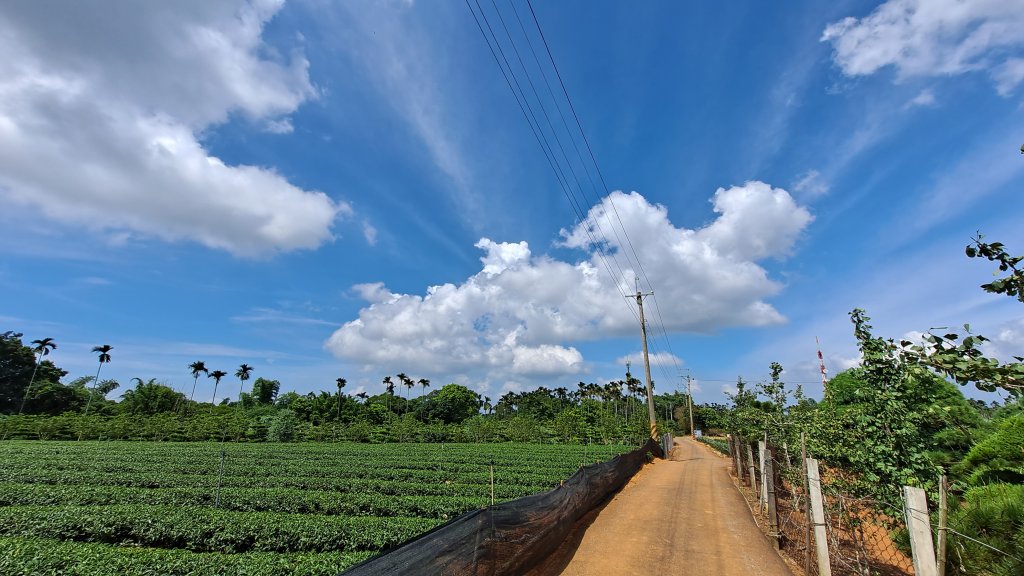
[326,183,812,383]
[822,0,1024,94]
[0,0,347,256]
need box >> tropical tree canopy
[250,377,280,405]
[120,378,184,415]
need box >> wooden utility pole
[629,286,658,439]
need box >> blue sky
[1,0,1022,405]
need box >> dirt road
[528,436,794,576]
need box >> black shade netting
[340,439,664,576]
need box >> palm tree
[17,337,57,415]
[235,363,253,404]
[81,345,113,419]
[554,387,568,412]
[208,370,228,405]
[418,378,430,397]
[395,372,412,413]
[397,373,414,405]
[187,361,208,403]
[382,376,393,411]
[356,392,369,403]
[335,378,347,420]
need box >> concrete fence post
[746,440,757,489]
[733,435,744,482]
[758,437,768,510]
[764,451,780,549]
[903,485,939,576]
[806,458,832,576]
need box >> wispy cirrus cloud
[615,351,684,369]
[231,307,336,327]
[310,0,483,229]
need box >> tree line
[0,333,693,444]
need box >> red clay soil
[527,436,794,576]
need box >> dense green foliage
[716,234,1024,574]
[954,412,1024,485]
[946,484,1024,576]
[0,332,69,415]
[0,441,629,574]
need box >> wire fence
[730,435,915,576]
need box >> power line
[487,0,636,291]
[464,0,640,324]
[522,0,686,381]
[468,0,691,383]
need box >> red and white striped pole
[815,336,828,389]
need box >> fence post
[727,434,735,472]
[764,449,780,549]
[801,432,811,576]
[937,474,948,576]
[489,461,495,506]
[806,458,832,576]
[903,485,939,576]
[746,440,757,489]
[758,436,768,510]
[732,435,744,481]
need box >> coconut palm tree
[234,363,253,404]
[81,345,112,418]
[208,370,228,405]
[418,378,430,397]
[17,337,57,415]
[335,378,347,420]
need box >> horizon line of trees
[1,332,698,444]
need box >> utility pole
[686,372,695,438]
[628,283,657,440]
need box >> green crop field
[0,441,630,575]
